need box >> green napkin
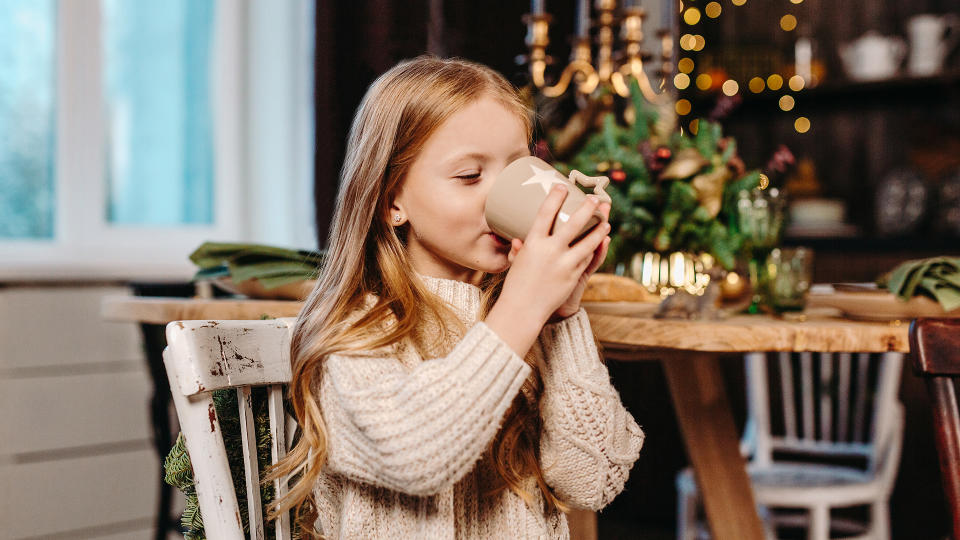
[879,256,960,312]
[189,242,325,289]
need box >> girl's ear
[389,194,406,227]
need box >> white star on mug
[521,163,569,195]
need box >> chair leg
[676,484,698,540]
[807,505,829,540]
[756,504,777,540]
[870,500,890,540]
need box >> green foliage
[164,433,204,539]
[163,388,303,540]
[881,256,960,311]
[190,242,325,289]
[547,83,762,269]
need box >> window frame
[0,0,315,281]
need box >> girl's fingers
[581,237,607,276]
[585,236,610,275]
[555,195,602,245]
[570,221,610,262]
[599,202,611,222]
[507,238,523,264]
[528,185,569,238]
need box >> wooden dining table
[102,296,911,540]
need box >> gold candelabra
[522,0,673,101]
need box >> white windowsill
[0,259,195,283]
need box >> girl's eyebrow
[444,148,530,168]
[445,152,489,166]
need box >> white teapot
[840,31,907,81]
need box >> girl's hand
[502,185,611,326]
[546,201,611,321]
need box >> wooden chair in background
[676,351,905,540]
[164,318,297,540]
[909,318,960,540]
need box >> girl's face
[392,96,529,285]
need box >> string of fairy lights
[672,0,812,135]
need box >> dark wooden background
[312,1,957,537]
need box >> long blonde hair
[268,56,567,534]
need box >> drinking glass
[736,188,786,312]
[765,247,813,313]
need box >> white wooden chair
[676,351,904,540]
[163,318,298,540]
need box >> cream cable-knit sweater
[312,274,645,539]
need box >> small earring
[394,215,401,223]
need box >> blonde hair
[268,56,567,534]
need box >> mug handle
[944,14,960,56]
[569,169,612,204]
[892,37,908,66]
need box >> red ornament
[611,169,627,183]
[655,147,672,160]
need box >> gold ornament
[660,147,709,179]
[691,166,731,217]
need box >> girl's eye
[455,173,481,183]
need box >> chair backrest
[743,351,904,474]
[909,318,960,540]
[163,318,297,540]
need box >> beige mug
[484,156,611,242]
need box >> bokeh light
[722,79,739,96]
[789,75,805,91]
[684,7,701,25]
[692,35,706,51]
[795,117,811,133]
[779,95,795,111]
[680,34,695,50]
[732,0,746,5]
[696,73,713,90]
[748,77,765,93]
[767,74,784,90]
[689,118,700,134]
[705,2,722,18]
[676,99,692,116]
[790,0,803,3]
[678,57,695,73]
[674,73,691,89]
[780,14,797,31]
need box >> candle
[576,0,590,37]
[532,0,545,15]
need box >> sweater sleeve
[318,321,532,496]
[535,308,645,511]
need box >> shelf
[782,235,960,253]
[686,70,960,115]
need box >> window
[0,0,56,239]
[102,0,216,226]
[0,0,315,279]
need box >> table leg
[141,323,178,540]
[662,351,765,540]
[567,509,597,540]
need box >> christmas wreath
[164,387,304,539]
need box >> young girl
[272,55,644,539]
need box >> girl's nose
[480,170,499,202]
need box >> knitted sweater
[312,274,645,539]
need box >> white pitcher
[907,13,959,76]
[840,31,907,81]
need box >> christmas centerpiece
[536,80,762,294]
